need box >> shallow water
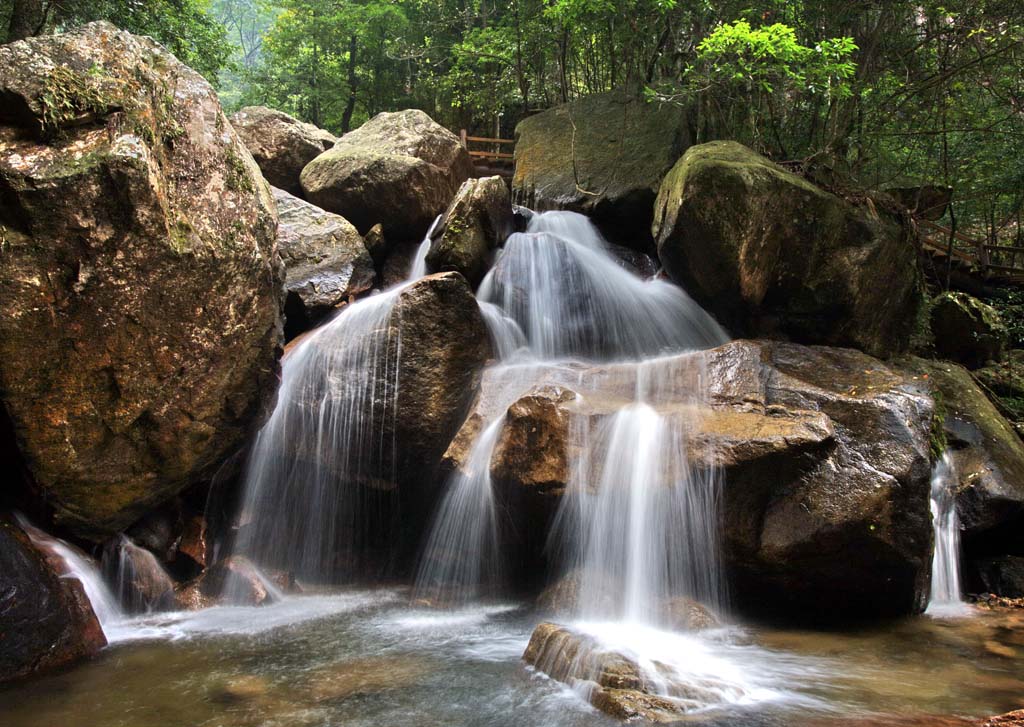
[3,591,1021,727]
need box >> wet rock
[126,505,181,562]
[273,187,375,337]
[984,709,1024,726]
[300,109,473,243]
[363,222,389,266]
[901,358,1024,543]
[450,340,933,620]
[523,622,710,722]
[661,597,719,631]
[426,176,513,287]
[379,239,422,288]
[0,515,106,682]
[183,555,279,607]
[388,273,493,488]
[102,536,176,613]
[0,23,284,539]
[653,141,923,358]
[230,106,336,195]
[176,513,209,572]
[513,90,691,250]
[930,292,1007,369]
[974,557,1024,598]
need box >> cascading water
[925,452,970,617]
[14,513,124,638]
[233,224,439,585]
[417,211,728,618]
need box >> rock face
[930,292,1006,369]
[0,23,284,538]
[901,358,1024,555]
[176,555,279,608]
[446,340,934,620]
[972,556,1024,598]
[230,106,336,195]
[0,516,106,683]
[653,141,923,358]
[513,91,691,247]
[300,110,473,243]
[426,176,513,287]
[101,536,175,613]
[273,187,375,337]
[388,273,493,489]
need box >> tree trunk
[341,35,359,134]
[7,0,47,41]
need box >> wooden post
[460,128,468,149]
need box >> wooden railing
[917,218,1024,282]
[459,129,515,166]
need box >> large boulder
[901,358,1024,559]
[230,106,336,195]
[300,110,473,243]
[426,176,513,288]
[930,291,1006,369]
[653,141,923,358]
[0,23,284,538]
[445,340,934,620]
[513,91,691,248]
[0,515,106,683]
[272,187,375,338]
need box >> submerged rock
[513,91,691,249]
[653,141,923,358]
[0,515,106,683]
[426,176,513,287]
[230,106,336,195]
[930,291,1006,369]
[300,110,473,242]
[0,23,284,538]
[273,187,375,337]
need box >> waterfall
[101,535,175,614]
[478,212,725,359]
[14,513,123,638]
[417,211,729,620]
[925,452,970,617]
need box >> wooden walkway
[917,218,1024,285]
[459,129,514,178]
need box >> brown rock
[426,176,513,287]
[0,515,106,683]
[0,23,284,538]
[230,106,336,195]
[102,536,175,613]
[300,109,473,243]
[272,186,375,337]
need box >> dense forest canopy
[3,0,1024,245]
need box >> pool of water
[2,590,1021,726]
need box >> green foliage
[38,64,106,136]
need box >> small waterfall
[408,214,442,281]
[414,417,506,603]
[478,211,726,359]
[234,285,406,582]
[101,536,175,614]
[926,452,970,617]
[14,513,123,637]
[417,211,728,617]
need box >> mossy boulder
[512,91,691,249]
[426,176,513,287]
[900,358,1024,541]
[0,23,284,538]
[930,291,1007,369]
[300,110,473,244]
[975,350,1024,430]
[272,187,375,338]
[653,141,924,358]
[230,106,336,196]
